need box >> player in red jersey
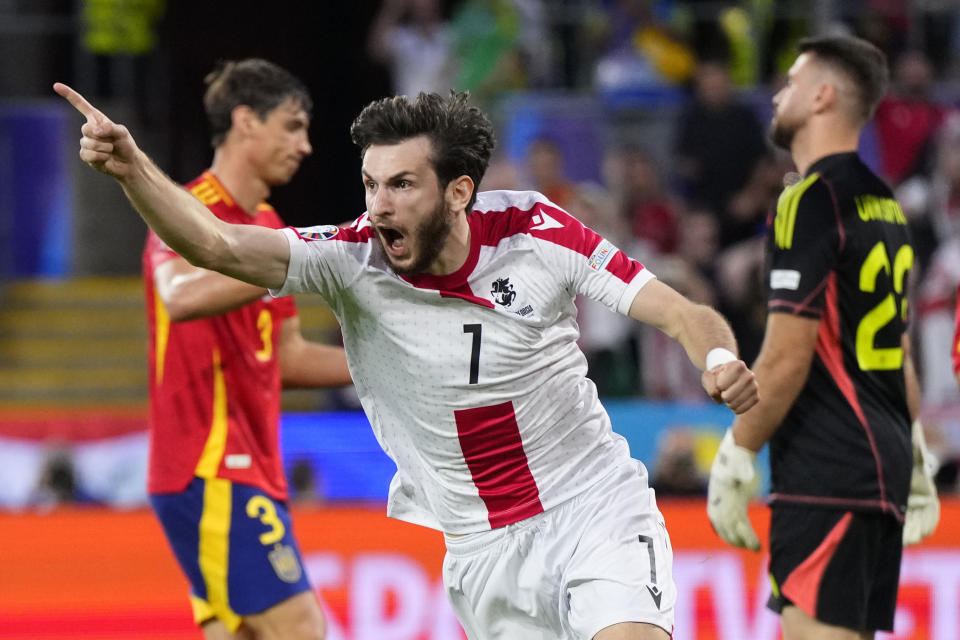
[142,59,350,640]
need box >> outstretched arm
[628,278,758,414]
[54,82,290,289]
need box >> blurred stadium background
[2,1,960,638]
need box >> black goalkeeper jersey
[765,152,912,519]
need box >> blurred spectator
[367,0,456,97]
[288,458,323,504]
[449,0,550,105]
[28,448,92,508]
[721,151,789,248]
[616,146,681,254]
[672,60,768,220]
[847,0,910,63]
[81,0,166,125]
[755,0,809,85]
[669,206,720,307]
[479,153,523,191]
[873,49,946,186]
[897,111,960,273]
[633,205,725,399]
[902,112,960,407]
[592,0,696,91]
[715,234,766,367]
[651,428,708,497]
[570,182,640,397]
[880,111,960,412]
[916,1,960,77]
[567,180,631,243]
[846,0,960,79]
[524,136,578,209]
[915,237,960,406]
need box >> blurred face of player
[248,98,312,185]
[362,136,456,275]
[770,53,818,151]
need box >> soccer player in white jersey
[56,82,759,640]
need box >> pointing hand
[53,82,141,179]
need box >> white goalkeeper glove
[903,419,940,546]
[707,428,761,551]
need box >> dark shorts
[767,504,903,632]
[150,477,312,631]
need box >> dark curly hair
[203,58,312,148]
[350,92,496,211]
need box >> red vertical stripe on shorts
[781,511,853,619]
[454,402,543,528]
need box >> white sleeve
[573,237,656,315]
[268,226,365,303]
[528,206,655,316]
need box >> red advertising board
[1,500,958,639]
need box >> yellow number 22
[855,241,912,371]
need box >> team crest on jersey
[297,225,339,241]
[491,278,517,307]
[268,543,303,583]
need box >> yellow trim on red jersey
[153,285,170,384]
[189,171,236,208]
[195,348,228,478]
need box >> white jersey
[271,190,656,534]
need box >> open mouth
[378,226,407,256]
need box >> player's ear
[446,175,474,214]
[812,81,836,115]
[231,105,258,137]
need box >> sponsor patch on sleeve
[297,225,339,241]
[588,239,617,271]
[770,268,801,290]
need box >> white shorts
[442,459,676,639]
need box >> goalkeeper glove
[903,419,940,546]
[707,428,761,551]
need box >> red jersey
[874,96,945,184]
[143,171,297,500]
[953,284,960,376]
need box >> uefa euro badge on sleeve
[903,420,940,546]
[707,429,761,551]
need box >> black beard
[770,118,795,151]
[389,197,454,275]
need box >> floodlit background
[1,1,960,638]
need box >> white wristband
[706,347,737,371]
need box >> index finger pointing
[53,82,107,125]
